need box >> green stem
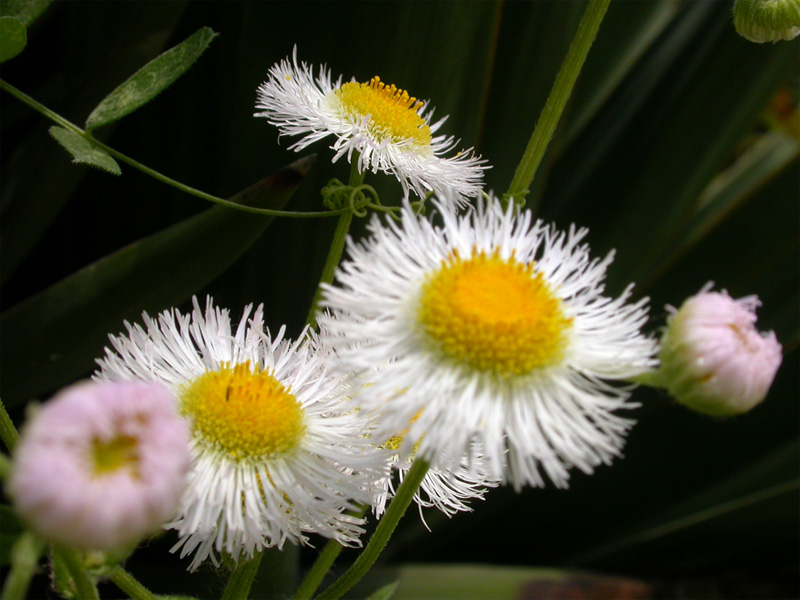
[0,79,339,220]
[221,552,263,600]
[53,546,100,600]
[629,368,665,389]
[305,159,364,328]
[292,540,345,600]
[292,505,368,600]
[1,531,45,600]
[505,0,612,207]
[0,398,20,452]
[107,566,158,600]
[315,458,430,600]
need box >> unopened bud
[734,0,800,43]
[658,284,782,416]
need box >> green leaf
[85,27,217,132]
[0,0,52,27]
[0,156,313,406]
[0,16,25,63]
[48,126,121,175]
[364,581,399,600]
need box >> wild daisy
[95,297,385,570]
[319,197,658,491]
[8,381,190,551]
[254,47,487,207]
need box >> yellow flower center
[335,76,432,146]
[91,435,140,478]
[417,250,573,377]
[180,362,306,461]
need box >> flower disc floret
[418,249,572,377]
[336,77,432,146]
[181,362,305,461]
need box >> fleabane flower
[254,48,487,207]
[95,298,385,570]
[657,284,783,416]
[319,197,658,491]
[8,381,190,551]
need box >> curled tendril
[321,179,398,219]
[320,179,429,220]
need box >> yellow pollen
[91,435,140,479]
[335,76,432,146]
[180,362,306,461]
[417,249,573,377]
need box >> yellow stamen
[180,362,306,461]
[91,435,140,478]
[418,249,573,377]
[335,76,432,146]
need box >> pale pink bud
[8,381,191,551]
[658,285,783,416]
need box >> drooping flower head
[96,297,385,570]
[254,48,487,207]
[8,381,190,551]
[319,197,658,491]
[657,284,783,416]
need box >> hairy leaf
[0,0,51,27]
[85,27,217,131]
[0,16,25,63]
[48,126,121,175]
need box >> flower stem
[0,79,339,220]
[53,546,100,600]
[221,552,263,600]
[305,159,364,328]
[0,398,19,453]
[505,0,611,208]
[315,458,430,600]
[292,505,368,600]
[107,566,158,600]
[292,539,345,600]
[1,531,45,600]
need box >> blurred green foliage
[0,1,797,598]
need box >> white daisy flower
[254,47,487,207]
[318,197,658,491]
[95,297,385,571]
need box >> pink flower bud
[8,381,191,551]
[658,285,783,416]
